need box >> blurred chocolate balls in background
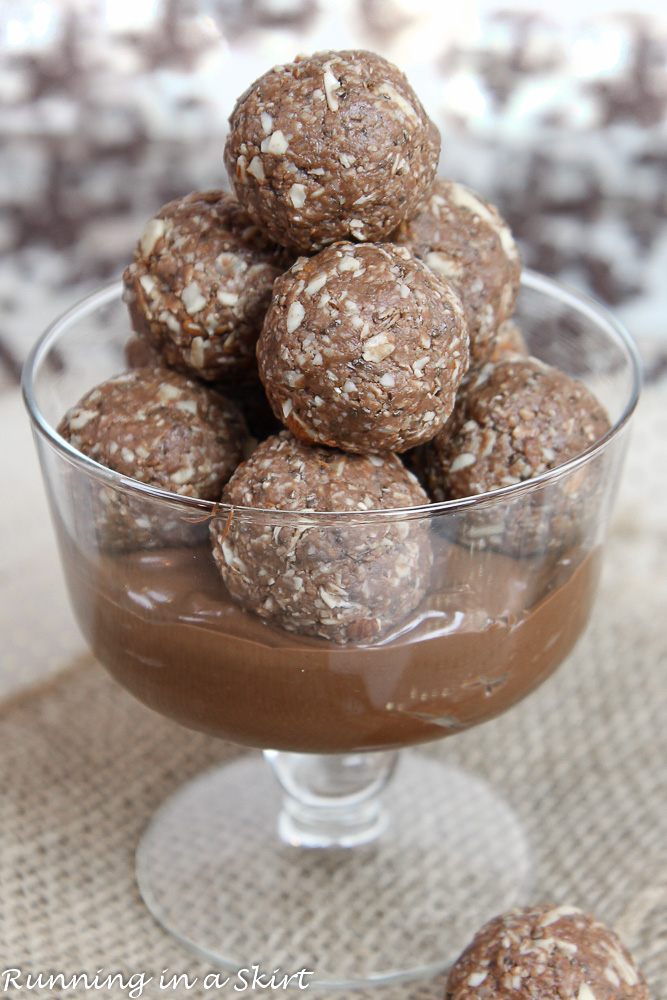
[1,0,667,388]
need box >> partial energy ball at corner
[446,905,649,1000]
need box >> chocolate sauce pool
[58,522,601,753]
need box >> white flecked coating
[224,49,441,253]
[122,189,293,383]
[257,242,469,454]
[446,905,648,1000]
[210,431,432,644]
[58,367,249,551]
[418,356,611,557]
[392,177,521,360]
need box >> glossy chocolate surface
[59,524,601,753]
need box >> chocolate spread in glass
[58,526,600,754]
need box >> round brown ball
[422,358,610,501]
[257,242,469,454]
[58,367,248,498]
[224,49,440,253]
[419,358,611,556]
[210,431,432,644]
[122,189,292,382]
[446,904,649,1000]
[58,368,249,550]
[392,178,521,361]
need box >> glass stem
[264,749,399,848]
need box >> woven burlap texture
[1,386,666,1000]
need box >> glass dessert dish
[22,271,640,988]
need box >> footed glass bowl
[22,271,640,987]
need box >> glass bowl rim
[21,270,642,526]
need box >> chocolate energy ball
[122,190,292,382]
[423,358,610,501]
[420,358,611,556]
[257,242,469,454]
[446,904,649,1000]
[58,368,249,549]
[224,49,440,253]
[392,178,521,361]
[210,431,432,644]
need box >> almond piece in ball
[224,49,440,253]
[122,190,292,383]
[392,178,521,361]
[210,432,432,644]
[446,905,649,1000]
[257,243,469,454]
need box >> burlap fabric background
[1,385,665,1000]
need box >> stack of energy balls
[59,49,609,644]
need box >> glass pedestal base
[136,751,531,988]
